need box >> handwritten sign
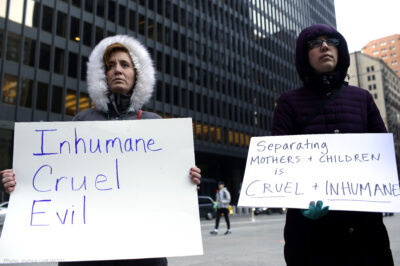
[238,133,400,213]
[0,118,202,263]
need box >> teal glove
[213,202,219,209]
[301,200,329,220]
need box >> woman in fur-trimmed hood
[1,35,201,266]
[73,35,160,121]
[272,24,394,266]
[59,35,201,266]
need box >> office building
[0,0,336,202]
[362,34,400,78]
[348,51,400,175]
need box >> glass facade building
[0,0,336,202]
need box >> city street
[169,214,286,266]
[0,213,399,266]
[169,213,400,266]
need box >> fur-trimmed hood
[86,35,155,113]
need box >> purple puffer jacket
[272,84,387,135]
[273,24,394,266]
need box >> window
[139,14,145,35]
[118,4,126,26]
[392,60,398,66]
[95,26,103,44]
[108,0,115,22]
[373,51,379,55]
[173,86,179,106]
[52,85,63,113]
[156,81,162,101]
[54,48,65,74]
[129,10,136,31]
[165,54,171,75]
[79,92,90,112]
[56,11,67,37]
[83,22,92,46]
[81,56,88,80]
[371,66,375,71]
[366,67,370,72]
[72,0,81,7]
[6,32,20,62]
[2,74,17,105]
[20,78,33,108]
[165,83,171,104]
[84,0,94,12]
[70,17,80,42]
[165,27,171,46]
[42,5,53,33]
[68,52,78,78]
[39,42,51,70]
[148,18,154,39]
[36,82,48,111]
[156,23,162,42]
[173,4,179,23]
[173,30,179,50]
[97,0,105,17]
[182,88,187,108]
[23,37,36,67]
[66,89,77,116]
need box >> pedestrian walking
[272,24,394,265]
[210,181,231,235]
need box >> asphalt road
[0,213,399,266]
[169,214,287,266]
[168,213,400,266]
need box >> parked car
[198,196,215,220]
[254,207,286,215]
[0,201,8,226]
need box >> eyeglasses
[307,38,339,49]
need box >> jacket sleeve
[366,92,387,133]
[272,93,296,136]
[221,189,231,204]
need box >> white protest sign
[0,118,202,263]
[238,133,400,212]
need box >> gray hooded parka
[60,35,166,266]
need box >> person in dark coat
[272,24,394,266]
[1,35,202,266]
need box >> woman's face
[106,50,136,94]
[308,36,338,74]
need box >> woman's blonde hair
[103,42,134,71]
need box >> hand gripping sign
[238,133,400,213]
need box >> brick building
[362,34,400,78]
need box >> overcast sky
[335,0,400,52]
